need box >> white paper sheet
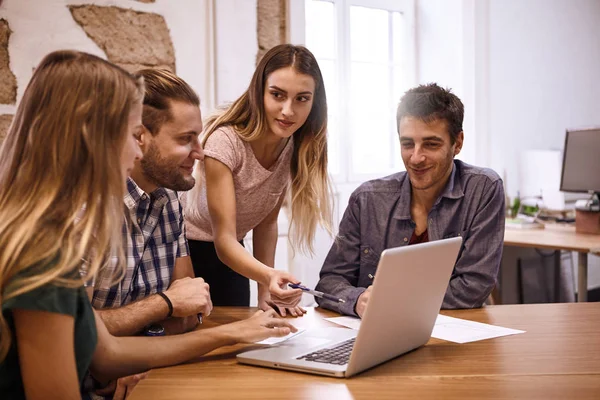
[431,315,525,343]
[324,316,362,330]
[324,314,526,344]
[255,328,306,345]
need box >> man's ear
[453,131,464,156]
[137,125,151,149]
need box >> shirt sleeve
[315,192,367,317]
[203,127,240,172]
[3,280,81,318]
[442,178,506,309]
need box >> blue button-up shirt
[315,160,505,316]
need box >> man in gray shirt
[316,83,505,317]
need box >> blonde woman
[184,44,333,316]
[0,50,294,400]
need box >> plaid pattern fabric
[92,178,189,309]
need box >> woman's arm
[90,308,295,382]
[252,194,306,317]
[13,309,81,400]
[204,157,301,307]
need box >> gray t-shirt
[185,126,292,241]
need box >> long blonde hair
[186,44,332,254]
[0,50,144,361]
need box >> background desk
[504,226,600,301]
[129,305,600,400]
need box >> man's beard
[140,142,195,191]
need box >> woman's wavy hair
[186,44,332,254]
[0,50,143,362]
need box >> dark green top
[0,268,98,399]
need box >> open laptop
[237,236,462,378]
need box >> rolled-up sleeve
[442,178,505,309]
[315,193,367,316]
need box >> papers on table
[324,314,526,344]
[255,328,306,345]
[324,316,362,330]
[432,315,525,343]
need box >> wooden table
[504,226,600,301]
[129,304,600,400]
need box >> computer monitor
[560,128,600,195]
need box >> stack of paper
[324,315,525,344]
[432,315,525,343]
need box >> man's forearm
[162,315,199,335]
[96,295,169,336]
[315,275,365,316]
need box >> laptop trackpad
[286,336,331,349]
[283,327,357,349]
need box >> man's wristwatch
[144,324,165,336]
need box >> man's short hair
[134,69,200,135]
[396,83,464,144]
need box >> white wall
[214,0,257,106]
[416,0,463,99]
[417,0,600,193]
[488,0,600,197]
[0,0,215,114]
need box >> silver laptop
[237,237,462,378]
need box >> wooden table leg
[578,252,588,302]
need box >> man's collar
[439,161,464,200]
[124,177,168,210]
[392,160,464,220]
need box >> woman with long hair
[184,44,333,316]
[0,50,294,399]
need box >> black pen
[288,283,345,303]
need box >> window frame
[288,0,416,183]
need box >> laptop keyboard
[296,338,356,365]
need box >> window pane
[350,6,389,63]
[318,59,337,116]
[392,12,405,65]
[393,65,408,107]
[327,114,340,176]
[318,59,340,175]
[350,62,396,173]
[305,0,335,59]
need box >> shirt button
[403,237,408,242]
[141,194,147,200]
[137,217,142,225]
[363,249,369,254]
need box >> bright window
[300,0,416,182]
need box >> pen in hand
[288,283,346,303]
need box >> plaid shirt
[92,178,189,309]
